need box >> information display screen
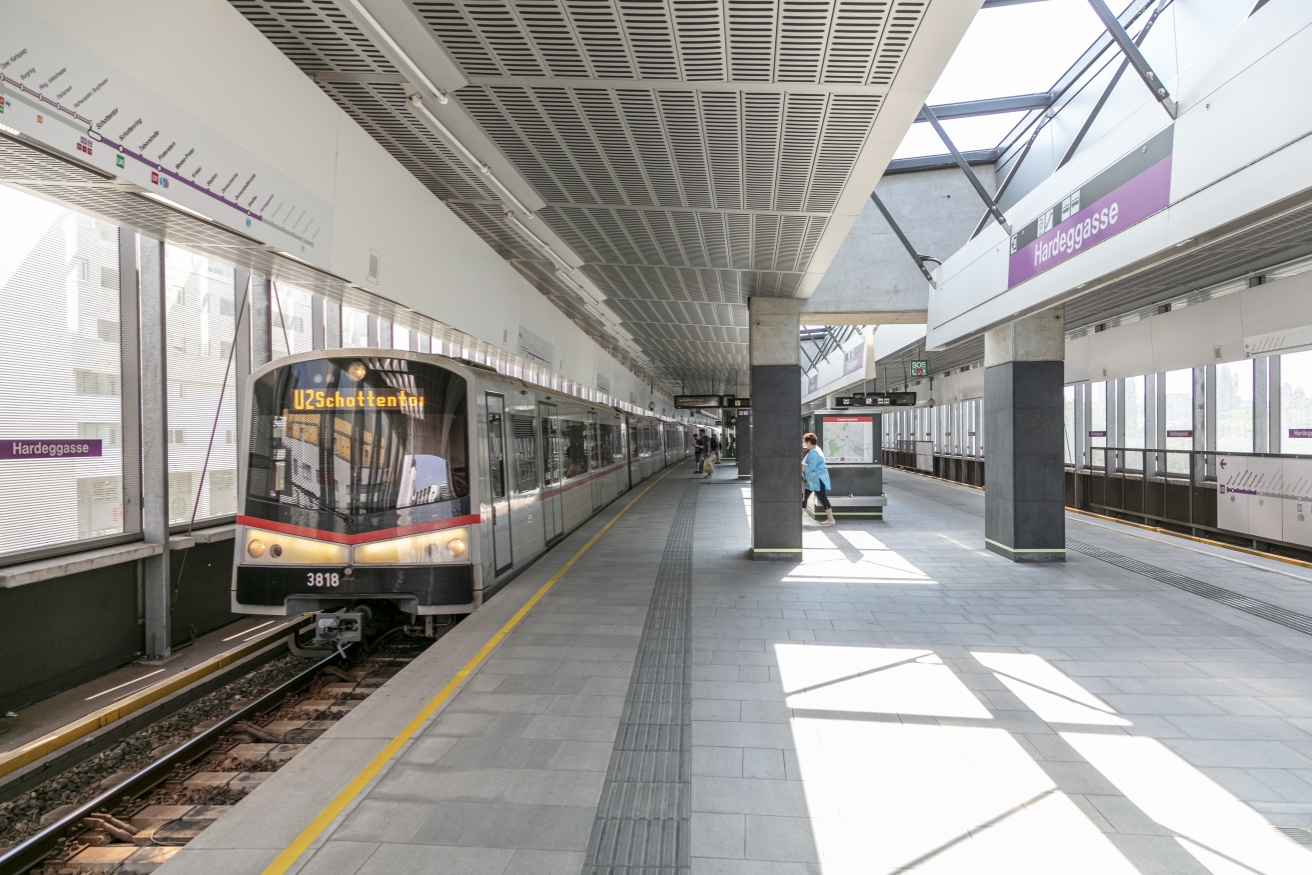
[675,395,723,409]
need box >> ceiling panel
[229,0,943,393]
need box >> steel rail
[0,644,349,875]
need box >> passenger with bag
[802,432,835,526]
[695,429,705,472]
[703,430,715,478]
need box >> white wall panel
[15,0,666,409]
[1216,454,1250,536]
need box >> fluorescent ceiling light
[506,212,574,272]
[407,96,532,216]
[343,0,448,104]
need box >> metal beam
[921,104,1012,234]
[139,235,171,661]
[1085,0,1177,118]
[869,192,938,288]
[982,0,1050,6]
[970,114,1051,240]
[1059,0,1168,170]
[885,149,998,175]
[916,93,1052,122]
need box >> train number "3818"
[306,573,341,587]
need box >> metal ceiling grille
[411,0,927,85]
[229,0,924,392]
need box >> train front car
[234,353,476,617]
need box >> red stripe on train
[237,514,480,545]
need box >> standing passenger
[802,432,835,526]
[711,432,721,464]
[703,430,715,478]
[695,429,705,472]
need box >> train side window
[563,419,589,478]
[487,401,506,501]
[511,414,538,493]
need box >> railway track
[0,626,441,875]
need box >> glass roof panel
[927,0,1106,105]
[891,0,1122,161]
[892,112,1029,161]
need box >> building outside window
[1282,349,1312,455]
[271,281,315,356]
[1164,369,1193,474]
[1216,359,1253,453]
[1090,381,1106,467]
[163,245,238,523]
[0,187,124,556]
[342,306,369,348]
[1124,376,1145,470]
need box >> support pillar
[736,409,751,478]
[984,306,1065,562]
[748,297,803,561]
[139,237,172,658]
[250,274,272,370]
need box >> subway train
[233,349,706,617]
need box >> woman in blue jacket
[802,432,835,526]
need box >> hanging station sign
[1007,127,1174,290]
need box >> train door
[486,393,513,573]
[587,410,602,510]
[539,401,564,544]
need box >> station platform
[158,465,1312,875]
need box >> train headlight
[348,361,367,380]
[241,529,349,565]
[352,527,471,565]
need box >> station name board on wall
[1008,127,1174,290]
[0,1,333,266]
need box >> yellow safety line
[261,466,679,875]
[0,617,309,779]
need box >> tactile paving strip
[888,472,1312,638]
[582,478,698,875]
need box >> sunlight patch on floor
[1063,732,1312,874]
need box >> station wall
[13,0,666,411]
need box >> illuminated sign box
[675,395,723,409]
[291,389,427,412]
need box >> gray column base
[750,364,802,556]
[752,548,803,562]
[984,360,1065,563]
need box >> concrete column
[139,237,172,658]
[983,306,1065,562]
[748,297,803,561]
[736,409,751,478]
[1269,355,1282,453]
[325,301,342,348]
[1254,357,1270,453]
[250,275,272,370]
[311,296,325,351]
[118,230,143,537]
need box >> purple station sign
[1290,429,1312,439]
[843,346,864,376]
[1008,128,1174,289]
[0,439,103,460]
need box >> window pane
[1064,386,1075,465]
[1282,350,1312,454]
[0,190,123,556]
[1090,381,1106,467]
[342,306,369,348]
[1164,369,1192,474]
[1124,377,1145,470]
[164,246,238,524]
[1217,359,1253,453]
[270,281,314,356]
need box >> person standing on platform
[802,432,835,526]
[695,429,705,473]
[711,431,721,464]
[702,430,715,478]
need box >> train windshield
[247,357,468,516]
